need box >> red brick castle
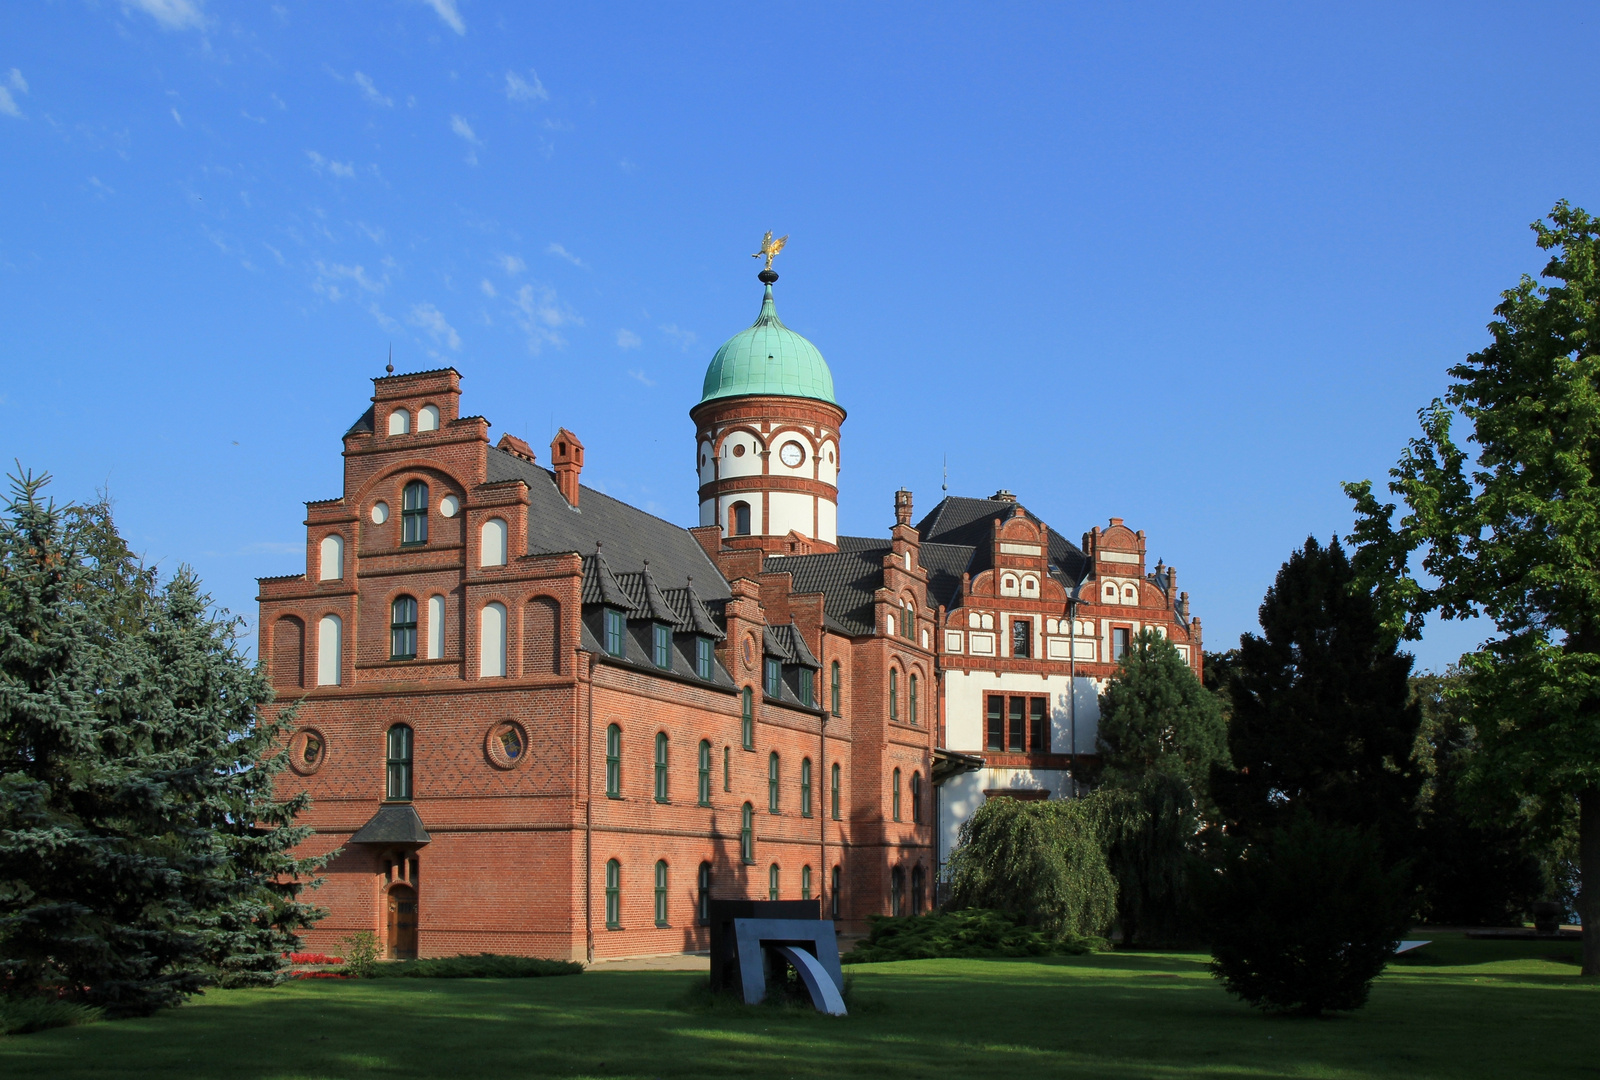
[260,261,1202,961]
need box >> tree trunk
[1582,787,1600,977]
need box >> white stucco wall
[719,430,763,478]
[767,490,814,538]
[817,439,838,485]
[937,766,1077,867]
[816,497,837,544]
[943,669,1101,756]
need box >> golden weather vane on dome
[752,231,788,272]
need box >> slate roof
[763,538,890,637]
[487,446,731,602]
[914,495,1093,607]
[764,623,820,668]
[348,804,432,845]
[345,405,376,436]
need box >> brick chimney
[550,428,584,507]
[894,488,913,526]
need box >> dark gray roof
[913,495,1092,607]
[345,406,376,436]
[764,624,820,668]
[348,804,431,845]
[764,539,888,637]
[488,446,731,602]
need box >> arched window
[767,752,780,814]
[831,865,841,918]
[427,595,446,659]
[316,614,342,686]
[604,859,620,929]
[800,757,813,818]
[654,731,670,803]
[418,403,440,431]
[802,864,813,901]
[605,724,621,798]
[889,669,899,721]
[909,673,918,725]
[273,615,305,688]
[388,408,411,435]
[731,501,751,536]
[479,602,507,677]
[697,739,712,806]
[390,595,418,660]
[654,860,669,927]
[911,772,924,824]
[892,767,902,822]
[319,534,344,581]
[741,687,754,749]
[386,724,413,800]
[697,862,712,925]
[768,863,780,901]
[1012,617,1031,658]
[890,866,905,917]
[480,517,507,567]
[831,763,841,820]
[401,480,428,545]
[740,802,754,864]
[830,660,842,716]
[912,865,926,915]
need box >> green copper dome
[700,284,836,405]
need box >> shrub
[368,954,583,979]
[340,932,380,978]
[0,997,102,1036]
[1206,813,1411,1016]
[843,909,1101,964]
[945,795,1117,939]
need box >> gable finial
[386,343,394,374]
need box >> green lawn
[1,935,1593,1079]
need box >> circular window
[485,721,528,769]
[371,501,390,524]
[732,443,746,458]
[288,728,327,776]
[439,495,460,518]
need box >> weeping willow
[945,795,1119,939]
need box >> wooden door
[387,884,418,959]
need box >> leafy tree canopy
[1345,200,1600,973]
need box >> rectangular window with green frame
[652,623,672,669]
[603,608,626,658]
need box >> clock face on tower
[779,441,804,467]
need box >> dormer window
[764,657,781,697]
[401,481,429,545]
[603,609,626,658]
[652,623,672,669]
[798,667,814,708]
[695,637,714,680]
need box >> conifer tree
[1096,630,1229,945]
[1213,536,1422,865]
[0,472,325,1012]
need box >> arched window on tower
[730,501,752,536]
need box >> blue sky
[4,1,1597,671]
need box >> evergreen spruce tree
[0,472,326,1013]
[1096,630,1229,945]
[1213,536,1422,865]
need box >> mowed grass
[1,935,1593,1079]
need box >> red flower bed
[284,953,344,965]
[288,970,350,980]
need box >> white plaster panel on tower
[816,497,837,543]
[698,440,715,485]
[719,430,764,478]
[817,440,838,485]
[700,499,715,527]
[768,491,814,538]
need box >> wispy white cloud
[306,150,355,178]
[659,324,697,351]
[616,328,641,349]
[628,369,655,387]
[352,72,392,107]
[511,283,580,353]
[170,107,184,127]
[450,114,481,164]
[418,0,465,34]
[496,253,525,275]
[88,176,115,198]
[410,302,461,350]
[8,70,26,94]
[0,88,19,120]
[479,278,497,298]
[546,242,585,268]
[313,261,387,300]
[122,0,207,32]
[368,303,399,332]
[504,69,547,103]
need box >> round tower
[691,260,844,554]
